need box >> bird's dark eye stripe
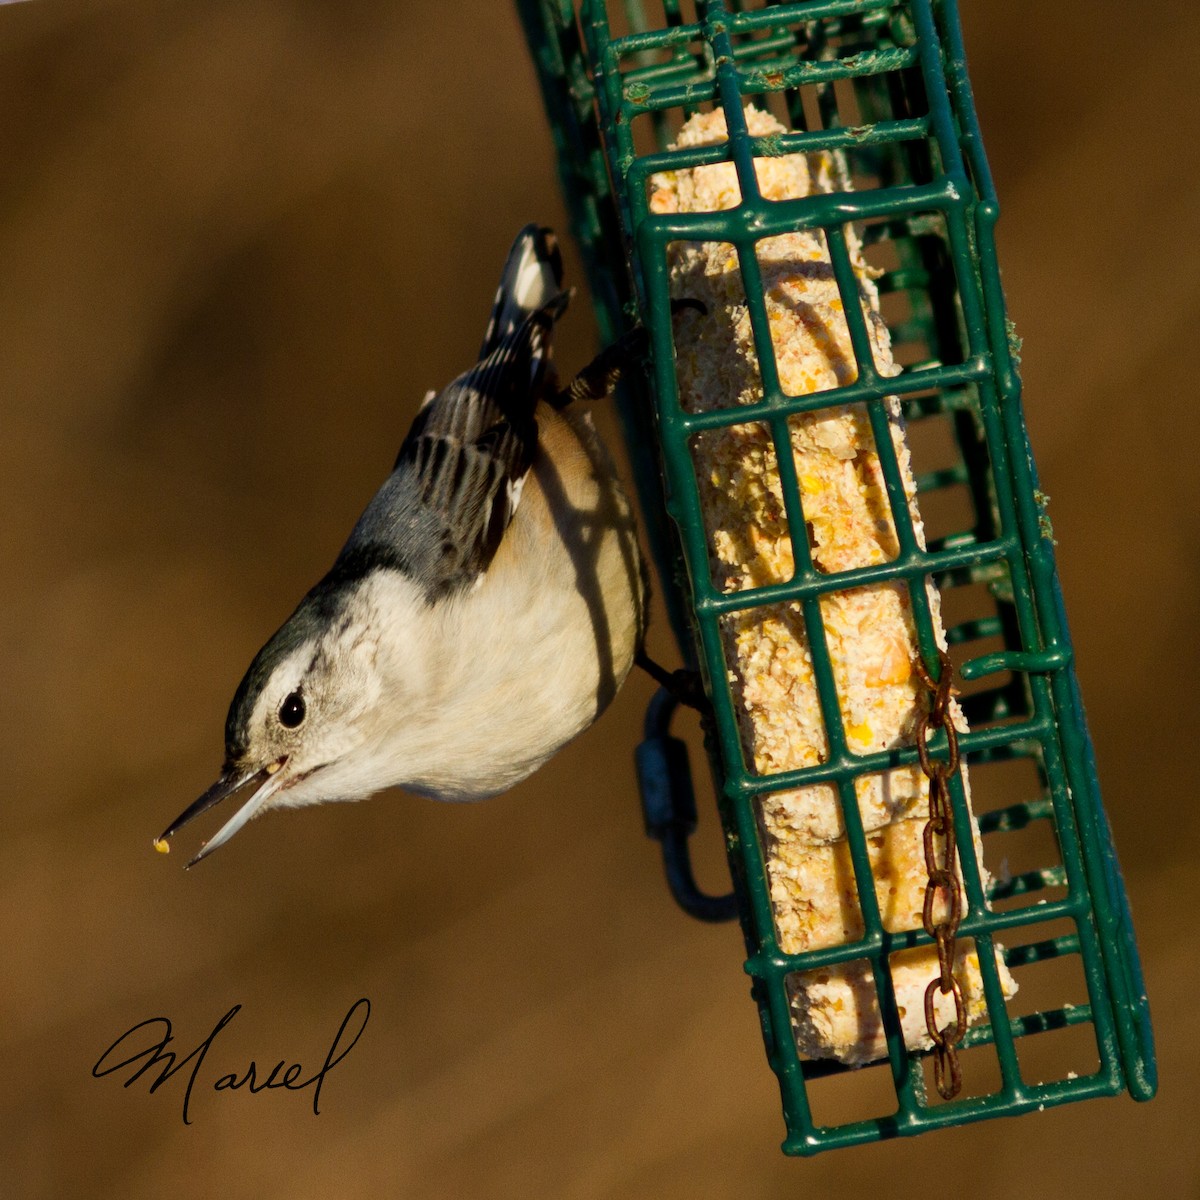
[279,691,306,728]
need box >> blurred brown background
[2,1,1196,1197]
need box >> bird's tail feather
[480,225,567,360]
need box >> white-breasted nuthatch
[158,225,649,866]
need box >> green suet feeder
[517,0,1156,1154]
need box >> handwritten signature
[92,997,370,1124]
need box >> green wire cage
[516,0,1156,1155]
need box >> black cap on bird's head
[221,588,336,760]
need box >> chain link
[914,648,966,1100]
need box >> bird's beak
[156,758,287,868]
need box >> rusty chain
[914,648,966,1100]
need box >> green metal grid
[517,0,1156,1154]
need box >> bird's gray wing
[335,297,568,601]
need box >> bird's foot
[555,298,706,407]
[635,650,711,716]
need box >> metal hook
[635,688,738,923]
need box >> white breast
[378,404,646,801]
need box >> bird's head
[158,569,431,866]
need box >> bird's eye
[279,691,306,729]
